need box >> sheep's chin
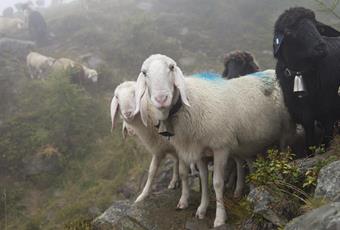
[150,106,170,121]
[122,115,134,122]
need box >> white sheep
[0,17,25,35]
[26,51,55,79]
[52,58,98,83]
[83,66,98,83]
[134,54,295,227]
[110,81,216,219]
[112,81,249,219]
[110,81,180,202]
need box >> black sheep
[26,8,49,45]
[273,7,340,151]
[222,50,260,79]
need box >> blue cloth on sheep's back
[192,72,223,81]
[192,70,275,95]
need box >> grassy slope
[1,0,339,229]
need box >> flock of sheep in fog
[1,1,340,227]
[110,7,340,227]
[0,1,100,83]
[27,52,98,82]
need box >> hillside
[0,0,339,229]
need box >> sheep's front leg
[234,157,245,198]
[195,158,209,219]
[135,154,163,203]
[190,163,199,176]
[177,159,189,209]
[213,149,229,227]
[168,155,179,189]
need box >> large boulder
[314,160,340,202]
[93,190,210,230]
[284,202,340,230]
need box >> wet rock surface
[314,160,340,202]
[284,202,340,230]
[93,190,215,230]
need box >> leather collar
[155,95,183,137]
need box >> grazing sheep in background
[0,17,25,36]
[135,54,295,227]
[51,58,98,83]
[26,51,55,79]
[273,7,340,152]
[110,81,213,220]
[83,66,98,83]
[222,50,260,79]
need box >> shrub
[0,71,107,174]
[248,149,302,188]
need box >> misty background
[0,0,339,229]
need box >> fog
[0,0,339,229]
[0,0,75,12]
[0,0,49,11]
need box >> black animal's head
[222,50,260,79]
[273,7,340,69]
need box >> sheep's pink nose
[124,111,133,118]
[155,95,168,105]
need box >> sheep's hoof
[135,194,147,203]
[168,180,179,190]
[213,218,226,228]
[214,210,227,227]
[176,200,188,210]
[195,207,206,219]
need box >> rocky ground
[93,140,340,230]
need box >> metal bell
[293,75,307,98]
[158,120,174,137]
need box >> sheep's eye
[284,29,292,37]
[169,64,175,71]
[142,70,147,76]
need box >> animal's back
[171,71,286,161]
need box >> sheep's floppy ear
[122,122,128,140]
[110,96,119,132]
[139,92,148,127]
[172,65,190,107]
[316,21,340,37]
[273,33,284,57]
[134,72,147,124]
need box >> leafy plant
[248,149,302,187]
[64,218,93,230]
